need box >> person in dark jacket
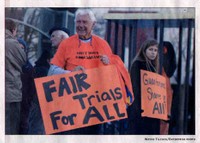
[127,39,160,134]
[27,27,70,134]
[27,50,52,134]
[17,38,35,134]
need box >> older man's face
[50,30,63,48]
[76,14,95,39]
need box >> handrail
[6,17,50,39]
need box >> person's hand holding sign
[100,55,110,65]
[72,66,85,72]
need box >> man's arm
[48,64,71,76]
[48,64,85,76]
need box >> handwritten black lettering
[43,80,57,102]
[73,94,88,109]
[83,106,104,124]
[50,111,77,130]
[59,77,72,97]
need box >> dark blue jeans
[28,101,45,134]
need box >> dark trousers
[19,96,31,134]
[5,102,21,134]
[28,101,45,134]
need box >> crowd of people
[5,8,175,135]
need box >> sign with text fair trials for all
[141,70,168,120]
[34,65,127,134]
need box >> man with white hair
[49,27,70,52]
[49,8,111,75]
[48,8,135,135]
[49,8,113,134]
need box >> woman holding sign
[127,39,160,134]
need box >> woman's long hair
[131,39,159,73]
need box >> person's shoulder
[132,60,146,68]
[5,38,21,49]
[130,60,144,75]
[134,60,144,64]
[58,34,78,49]
[5,37,18,44]
[92,34,106,42]
[92,34,101,39]
[61,34,78,44]
[132,60,139,65]
[68,34,78,40]
[92,34,110,47]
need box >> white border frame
[1,1,199,143]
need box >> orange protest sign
[34,65,127,134]
[140,70,168,120]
